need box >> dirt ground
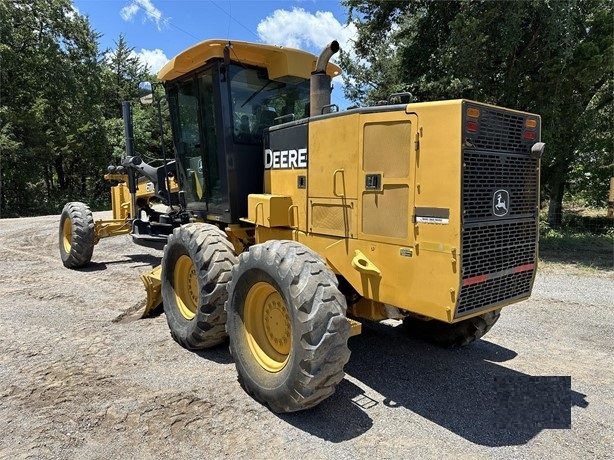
[0,211,613,459]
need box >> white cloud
[256,8,357,57]
[120,3,139,21]
[135,48,169,75]
[256,7,358,104]
[120,0,168,31]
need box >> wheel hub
[174,255,199,320]
[263,294,291,355]
[62,219,72,253]
[244,282,291,372]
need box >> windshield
[229,65,310,144]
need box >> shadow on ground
[282,321,588,446]
[80,253,162,271]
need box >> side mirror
[138,82,154,105]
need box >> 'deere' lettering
[264,148,308,169]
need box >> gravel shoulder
[0,212,613,459]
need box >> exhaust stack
[310,40,340,117]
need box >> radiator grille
[457,103,539,318]
[462,220,537,279]
[463,152,538,221]
[457,271,534,316]
[466,108,532,154]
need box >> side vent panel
[362,185,409,239]
[363,121,411,177]
[361,119,412,242]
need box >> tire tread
[163,223,237,350]
[59,201,94,268]
[227,240,351,412]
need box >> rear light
[523,130,536,140]
[525,119,537,128]
[466,107,481,118]
[466,120,479,133]
[466,106,481,133]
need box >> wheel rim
[62,218,72,253]
[244,282,291,372]
[173,255,199,320]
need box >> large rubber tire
[59,202,95,268]
[226,241,351,413]
[403,309,501,348]
[161,223,237,349]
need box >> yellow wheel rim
[244,282,291,372]
[62,218,72,253]
[174,255,199,320]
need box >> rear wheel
[59,202,95,268]
[162,223,237,349]
[403,309,501,348]
[226,241,351,413]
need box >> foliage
[0,2,170,217]
[538,205,613,270]
[1,0,107,216]
[342,0,613,227]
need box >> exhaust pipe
[310,40,340,117]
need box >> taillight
[467,107,481,118]
[466,120,479,133]
[523,118,538,140]
[466,106,480,133]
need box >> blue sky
[73,0,357,108]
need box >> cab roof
[157,39,342,83]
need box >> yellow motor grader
[59,39,544,412]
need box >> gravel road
[1,212,612,459]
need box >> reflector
[467,107,481,118]
[523,131,536,140]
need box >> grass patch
[539,228,614,272]
[538,204,613,272]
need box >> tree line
[341,0,613,227]
[1,0,612,228]
[0,0,169,218]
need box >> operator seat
[253,109,277,139]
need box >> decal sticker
[415,216,449,224]
[415,207,450,225]
[493,189,510,217]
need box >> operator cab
[156,40,340,224]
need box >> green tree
[101,34,149,118]
[343,0,613,227]
[101,37,172,170]
[0,0,107,216]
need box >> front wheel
[161,223,237,349]
[59,202,95,268]
[226,241,351,413]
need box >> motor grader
[59,39,544,413]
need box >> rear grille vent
[462,220,537,279]
[457,271,534,317]
[457,104,540,318]
[463,152,538,221]
[466,109,531,154]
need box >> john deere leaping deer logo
[493,189,510,217]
